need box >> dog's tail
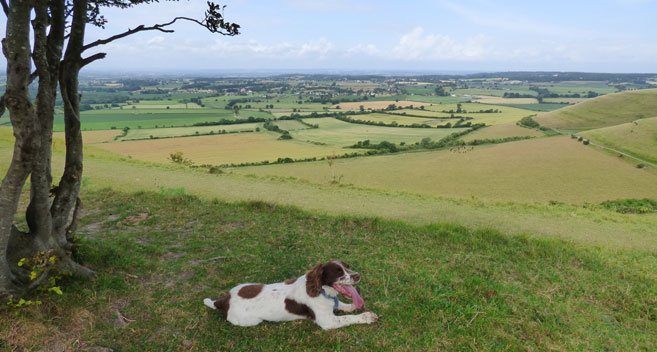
[203,298,216,310]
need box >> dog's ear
[305,262,324,297]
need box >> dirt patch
[78,222,104,238]
[124,213,149,225]
[216,222,244,233]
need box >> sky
[1,0,657,73]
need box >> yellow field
[425,103,534,126]
[332,100,432,110]
[234,136,657,203]
[54,130,123,144]
[472,96,538,104]
[459,123,545,142]
[395,109,451,118]
[542,97,588,104]
[94,132,349,165]
[120,123,261,140]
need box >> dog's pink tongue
[339,284,364,309]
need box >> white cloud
[391,27,488,61]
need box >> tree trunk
[0,0,40,297]
[0,0,92,299]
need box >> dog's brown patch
[284,277,297,285]
[214,294,231,319]
[238,284,264,299]
[284,298,315,320]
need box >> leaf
[30,271,38,280]
[49,286,63,295]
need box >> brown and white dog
[203,260,378,330]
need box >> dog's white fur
[204,260,378,330]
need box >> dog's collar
[321,288,339,309]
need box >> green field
[293,118,467,146]
[536,89,657,129]
[581,116,657,165]
[273,119,311,131]
[56,109,238,131]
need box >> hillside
[536,88,657,129]
[581,116,657,165]
[1,127,656,251]
[2,189,656,350]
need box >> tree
[0,0,239,299]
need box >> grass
[2,189,656,351]
[56,108,238,131]
[273,120,311,131]
[53,130,124,144]
[234,136,657,204]
[581,116,657,165]
[294,118,467,146]
[332,100,432,110]
[119,123,263,141]
[422,103,535,126]
[472,96,537,104]
[536,89,657,129]
[499,103,568,112]
[459,123,545,142]
[346,113,445,126]
[1,126,656,252]
[93,131,348,165]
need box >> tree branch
[81,52,107,67]
[0,0,8,16]
[82,22,174,52]
[82,10,239,53]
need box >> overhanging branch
[83,11,239,53]
[81,52,107,67]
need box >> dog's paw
[361,311,378,324]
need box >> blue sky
[2,0,657,73]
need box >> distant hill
[581,116,657,165]
[536,88,657,130]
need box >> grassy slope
[459,123,545,142]
[536,89,657,129]
[2,189,657,351]
[1,128,655,251]
[234,136,657,204]
[581,116,657,165]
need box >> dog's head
[306,260,364,308]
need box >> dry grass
[471,96,538,104]
[536,89,657,129]
[332,100,432,110]
[582,116,657,164]
[542,97,588,104]
[235,136,657,204]
[53,130,123,144]
[459,123,545,142]
[94,132,346,165]
[347,113,443,126]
